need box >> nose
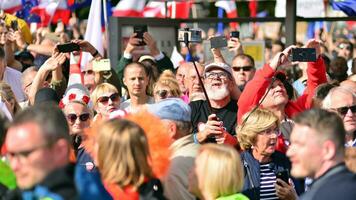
[345,108,354,117]
[8,156,22,172]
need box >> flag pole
[192,1,198,29]
[103,0,110,57]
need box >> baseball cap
[148,98,191,122]
[204,62,233,76]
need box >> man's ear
[322,140,337,161]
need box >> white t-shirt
[120,96,155,114]
[3,67,26,102]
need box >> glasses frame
[97,93,120,105]
[258,128,281,137]
[6,143,52,163]
[232,66,254,72]
[67,113,91,123]
[204,71,229,80]
[333,105,356,116]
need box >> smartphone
[276,170,289,185]
[57,43,80,53]
[92,59,111,72]
[230,31,240,39]
[11,20,18,31]
[210,36,228,49]
[133,25,148,46]
[291,48,317,62]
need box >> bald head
[340,80,356,93]
[184,62,204,99]
[176,63,191,93]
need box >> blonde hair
[196,144,244,199]
[90,83,119,107]
[97,119,153,189]
[153,70,182,97]
[0,81,21,115]
[237,108,279,150]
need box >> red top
[237,57,327,152]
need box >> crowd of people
[0,8,355,200]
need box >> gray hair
[322,86,356,109]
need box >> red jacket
[237,57,327,152]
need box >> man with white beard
[189,62,238,144]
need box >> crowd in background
[0,7,355,200]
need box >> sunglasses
[232,66,254,72]
[83,70,94,75]
[334,105,356,116]
[338,43,351,51]
[97,93,119,104]
[155,89,170,98]
[67,113,90,123]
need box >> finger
[276,178,290,187]
[215,137,225,144]
[207,114,218,121]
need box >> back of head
[97,119,153,189]
[293,109,345,157]
[237,108,279,150]
[329,57,348,82]
[196,144,244,199]
[12,103,70,145]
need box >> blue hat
[148,98,191,122]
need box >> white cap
[204,62,233,76]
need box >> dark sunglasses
[155,90,170,98]
[83,70,94,75]
[335,105,356,116]
[232,66,254,72]
[97,93,119,104]
[67,113,90,123]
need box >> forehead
[188,65,204,76]
[6,123,44,148]
[330,90,355,107]
[232,57,252,66]
[177,64,190,74]
[291,124,318,143]
[64,102,89,113]
[124,65,147,77]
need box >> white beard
[206,83,229,100]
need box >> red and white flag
[215,0,238,29]
[170,46,185,69]
[69,53,84,86]
[112,0,146,17]
[31,0,70,26]
[80,0,104,70]
[143,1,191,19]
[0,0,22,14]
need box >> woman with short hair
[189,144,248,200]
[237,108,298,200]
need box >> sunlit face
[287,124,324,179]
[231,57,255,87]
[0,26,7,45]
[328,91,356,134]
[176,64,189,93]
[204,69,231,100]
[123,65,149,97]
[6,123,58,189]
[95,91,120,118]
[261,79,288,108]
[153,84,173,102]
[337,43,352,60]
[253,124,279,157]
[83,62,96,93]
[63,102,92,135]
[184,65,204,96]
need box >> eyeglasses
[338,43,351,51]
[155,89,171,99]
[259,128,281,136]
[332,105,356,116]
[83,70,94,75]
[67,113,90,123]
[7,143,51,162]
[97,93,120,104]
[204,72,229,80]
[232,66,254,72]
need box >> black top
[189,99,238,136]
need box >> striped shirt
[260,163,279,200]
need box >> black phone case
[292,48,317,62]
[210,36,227,49]
[57,43,80,53]
[134,25,147,46]
[276,170,289,184]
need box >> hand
[5,31,15,44]
[304,39,322,58]
[197,114,224,143]
[269,45,296,70]
[124,33,140,54]
[143,32,160,56]
[211,47,223,59]
[72,39,97,55]
[275,178,297,200]
[41,52,67,71]
[228,37,243,54]
[14,30,27,50]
